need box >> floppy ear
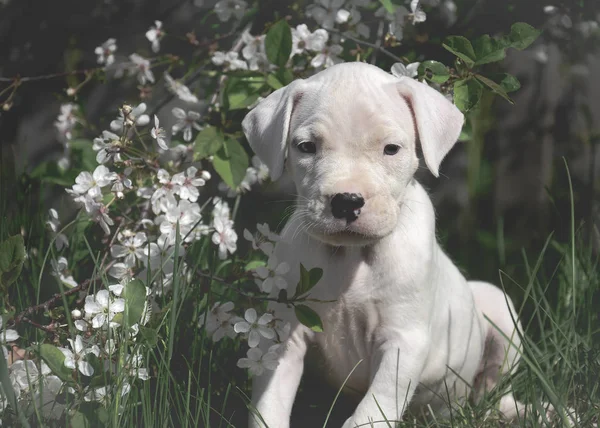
[242,79,305,181]
[396,77,464,177]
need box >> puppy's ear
[242,80,305,181]
[396,77,464,177]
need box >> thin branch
[19,317,57,334]
[0,69,96,83]
[325,27,404,63]
[8,278,97,328]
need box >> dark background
[1,0,599,425]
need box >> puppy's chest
[307,263,383,393]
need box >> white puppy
[242,62,522,428]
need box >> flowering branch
[8,278,97,329]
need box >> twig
[8,278,97,328]
[0,69,96,83]
[371,21,386,65]
[195,269,276,302]
[19,317,56,334]
[325,26,404,63]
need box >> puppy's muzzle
[331,193,365,223]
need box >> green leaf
[442,36,476,68]
[194,126,224,159]
[294,264,323,297]
[139,326,159,347]
[494,73,521,93]
[294,305,324,332]
[224,76,266,110]
[419,60,450,83]
[38,344,74,383]
[453,79,483,112]
[276,68,294,86]
[458,116,472,142]
[474,74,513,104]
[69,410,91,428]
[265,20,292,68]
[266,73,284,90]
[379,0,396,14]
[0,235,25,290]
[71,403,110,428]
[245,260,266,271]
[506,22,542,51]
[213,138,250,189]
[473,35,508,65]
[123,279,147,327]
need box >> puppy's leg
[469,281,524,419]
[249,328,307,428]
[342,331,429,428]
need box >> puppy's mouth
[306,219,387,247]
[296,196,398,246]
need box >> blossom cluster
[1,0,471,423]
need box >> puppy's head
[242,62,464,246]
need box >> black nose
[331,193,365,222]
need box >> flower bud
[71,309,82,319]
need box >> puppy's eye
[297,142,317,154]
[384,144,401,155]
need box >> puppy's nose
[331,193,365,222]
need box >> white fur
[242,62,522,428]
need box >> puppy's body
[243,62,521,427]
[277,180,485,404]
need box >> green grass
[1,158,599,428]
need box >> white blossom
[198,301,238,342]
[212,216,237,260]
[211,51,248,71]
[254,255,290,293]
[84,290,125,329]
[145,20,164,53]
[76,195,115,235]
[151,115,169,150]
[94,38,117,66]
[391,61,420,78]
[59,335,100,376]
[164,73,199,103]
[291,24,329,56]
[214,0,247,22]
[93,130,122,164]
[69,165,118,199]
[172,166,209,202]
[158,197,202,244]
[171,107,202,142]
[307,0,348,29]
[130,54,155,85]
[46,208,69,250]
[237,346,279,376]
[83,386,109,404]
[111,167,133,198]
[242,30,266,61]
[234,308,275,348]
[50,256,78,288]
[311,44,343,68]
[243,222,278,256]
[110,103,150,131]
[410,0,426,23]
[54,103,79,142]
[111,231,148,267]
[150,170,180,215]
